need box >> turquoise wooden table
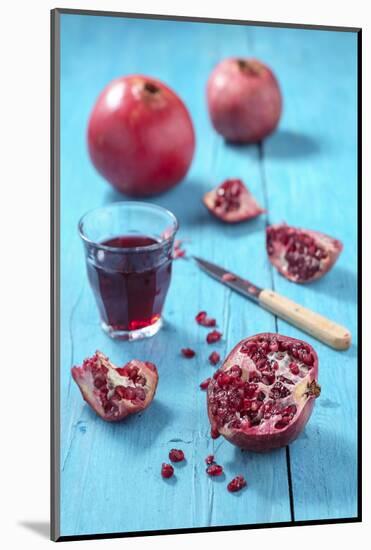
[59,13,358,537]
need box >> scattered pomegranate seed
[206,464,223,476]
[209,351,220,365]
[195,311,216,327]
[169,449,185,462]
[200,377,211,390]
[181,348,196,358]
[173,239,186,259]
[227,475,247,493]
[161,463,174,479]
[222,272,237,282]
[205,454,215,465]
[174,248,186,259]
[207,330,222,344]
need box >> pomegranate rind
[203,179,265,223]
[266,223,343,283]
[207,333,320,452]
[71,351,158,422]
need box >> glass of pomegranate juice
[79,202,178,340]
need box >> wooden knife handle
[259,289,351,350]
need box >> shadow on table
[104,178,206,229]
[223,129,320,159]
[263,129,320,159]
[18,521,49,539]
[310,265,357,304]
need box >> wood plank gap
[259,141,295,522]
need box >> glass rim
[78,201,179,253]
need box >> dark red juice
[86,235,172,331]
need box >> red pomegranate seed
[206,464,223,476]
[181,348,196,358]
[289,362,300,375]
[200,377,211,390]
[161,463,174,479]
[174,248,185,259]
[196,311,216,327]
[205,454,215,465]
[227,475,247,493]
[209,351,220,365]
[207,330,222,344]
[169,449,185,462]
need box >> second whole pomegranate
[207,58,282,143]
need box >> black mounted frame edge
[51,7,61,543]
[50,7,362,542]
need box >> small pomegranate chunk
[181,348,196,358]
[227,475,247,493]
[205,454,215,465]
[204,179,265,224]
[207,330,222,344]
[161,463,174,479]
[200,378,211,390]
[206,333,321,452]
[71,352,158,422]
[266,223,343,283]
[169,449,185,462]
[196,311,216,327]
[209,351,221,365]
[206,464,224,476]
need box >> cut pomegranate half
[203,179,265,223]
[266,223,343,283]
[207,333,320,452]
[71,351,158,422]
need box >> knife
[193,256,351,351]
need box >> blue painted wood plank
[248,26,358,520]
[58,14,358,536]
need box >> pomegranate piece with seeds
[195,311,216,327]
[161,463,174,479]
[203,179,265,223]
[181,348,196,358]
[206,333,320,452]
[206,464,224,476]
[71,351,158,422]
[209,351,221,365]
[169,449,185,462]
[207,330,222,344]
[266,223,343,283]
[227,475,247,493]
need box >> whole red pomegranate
[203,178,265,223]
[71,351,158,421]
[87,76,195,196]
[206,333,320,452]
[207,58,282,143]
[266,223,343,283]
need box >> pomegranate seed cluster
[208,335,315,434]
[86,355,148,418]
[214,179,243,212]
[267,225,328,282]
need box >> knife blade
[192,256,351,351]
